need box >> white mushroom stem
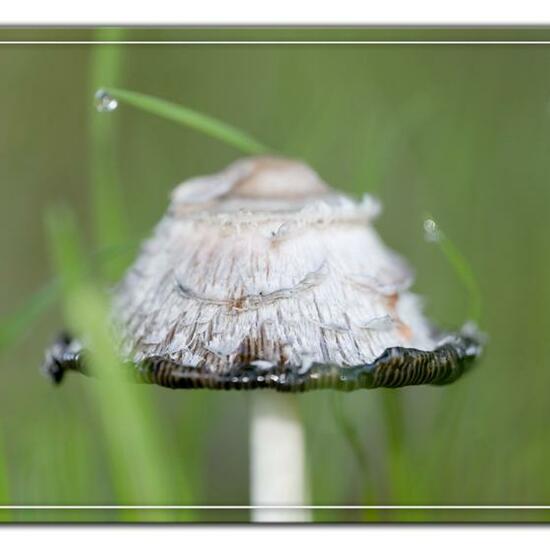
[250,392,312,522]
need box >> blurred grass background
[1,27,550,522]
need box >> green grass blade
[380,390,406,506]
[45,205,195,521]
[424,215,483,323]
[439,236,483,323]
[0,238,141,357]
[0,279,60,354]
[330,394,368,471]
[101,87,270,155]
[46,206,91,288]
[90,29,131,281]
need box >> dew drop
[423,218,442,243]
[94,89,118,112]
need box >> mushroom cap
[110,156,481,391]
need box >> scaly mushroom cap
[102,156,481,391]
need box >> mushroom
[43,156,482,521]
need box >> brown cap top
[171,156,330,208]
[230,157,329,199]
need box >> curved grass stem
[101,87,271,155]
[46,204,195,521]
[424,213,483,324]
[89,29,131,282]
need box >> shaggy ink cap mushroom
[43,156,483,392]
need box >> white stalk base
[250,392,311,523]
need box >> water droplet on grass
[423,218,442,243]
[95,89,118,112]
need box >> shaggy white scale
[43,156,482,391]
